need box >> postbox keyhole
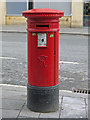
[42,39,44,42]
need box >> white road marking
[0,57,17,60]
[59,61,84,65]
[0,57,84,65]
[0,84,26,88]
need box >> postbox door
[28,32,56,87]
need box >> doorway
[83,1,90,27]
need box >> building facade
[0,0,90,27]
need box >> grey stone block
[2,109,20,118]
[59,90,88,99]
[2,98,25,110]
[62,96,85,105]
[0,109,2,119]
[60,97,86,118]
[61,106,86,118]
[1,85,27,92]
[2,90,27,101]
[18,105,39,118]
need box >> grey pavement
[0,25,89,35]
[0,84,88,119]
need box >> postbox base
[27,84,59,112]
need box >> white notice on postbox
[38,33,47,47]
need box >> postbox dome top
[22,8,64,18]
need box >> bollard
[22,8,64,112]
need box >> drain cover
[73,89,90,94]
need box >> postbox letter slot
[36,25,49,28]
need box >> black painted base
[27,84,59,112]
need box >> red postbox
[22,8,64,112]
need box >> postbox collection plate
[38,33,47,47]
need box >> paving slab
[60,97,86,118]
[18,105,39,118]
[2,109,20,118]
[2,98,25,110]
[1,84,88,119]
[2,90,27,100]
[1,84,27,92]
[62,96,85,105]
[59,90,88,99]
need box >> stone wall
[0,0,6,25]
[0,0,84,28]
[71,0,83,27]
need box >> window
[28,0,33,10]
[84,2,90,15]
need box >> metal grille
[73,89,90,94]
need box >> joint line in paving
[84,98,88,119]
[38,113,41,119]
[59,96,63,118]
[17,100,26,119]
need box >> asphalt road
[1,33,88,91]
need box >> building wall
[6,16,27,25]
[71,0,83,27]
[0,0,6,25]
[5,1,27,25]
[59,16,71,27]
[1,0,84,27]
